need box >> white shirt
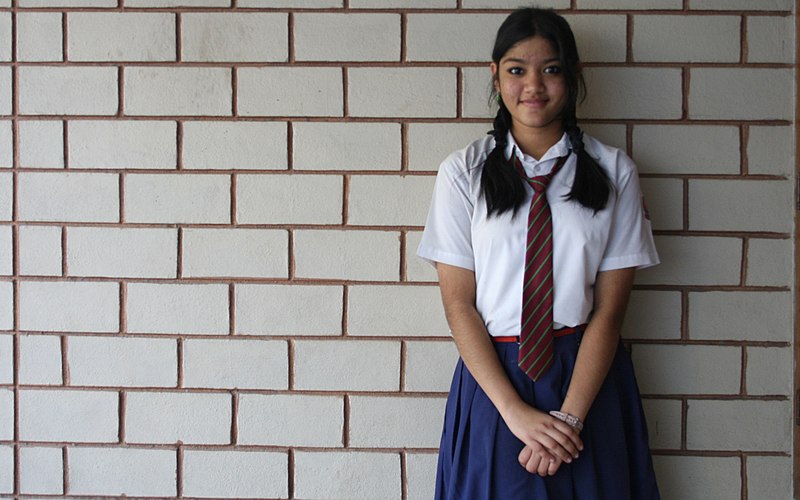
[417,132,659,336]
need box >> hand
[503,402,583,466]
[518,445,563,476]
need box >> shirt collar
[504,131,571,166]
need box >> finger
[524,452,542,474]
[537,454,551,477]
[547,457,562,476]
[542,427,581,460]
[551,420,585,451]
[535,431,576,463]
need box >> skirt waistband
[491,324,587,343]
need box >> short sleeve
[598,154,659,271]
[416,156,476,271]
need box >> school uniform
[417,132,661,499]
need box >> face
[491,36,568,141]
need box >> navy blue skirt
[435,330,661,500]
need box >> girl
[418,7,661,499]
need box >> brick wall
[0,1,795,499]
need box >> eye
[508,67,524,75]
[543,65,562,75]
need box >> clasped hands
[505,404,583,477]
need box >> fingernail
[574,453,579,459]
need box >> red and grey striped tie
[515,154,567,381]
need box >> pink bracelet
[549,410,584,431]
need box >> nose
[524,71,544,91]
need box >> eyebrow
[501,57,561,65]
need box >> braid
[481,102,527,217]
[563,118,611,212]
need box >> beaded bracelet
[549,410,584,432]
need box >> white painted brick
[239,0,339,5]
[0,121,10,167]
[690,69,793,120]
[687,400,790,451]
[406,452,438,500]
[747,238,792,286]
[635,236,741,286]
[70,120,176,169]
[0,446,11,494]
[634,15,739,62]
[19,335,62,385]
[127,283,228,335]
[579,0,680,6]
[183,121,286,170]
[747,347,791,396]
[0,226,9,276]
[653,456,740,500]
[126,391,231,444]
[0,283,10,331]
[127,0,229,5]
[68,227,177,278]
[183,450,288,499]
[406,231,437,282]
[235,284,342,336]
[294,451,400,500]
[463,0,567,7]
[18,172,118,223]
[19,225,61,277]
[564,15,627,63]
[238,394,343,447]
[293,122,401,171]
[691,0,792,10]
[294,230,399,281]
[124,173,229,224]
[689,291,792,342]
[0,389,12,440]
[182,228,288,278]
[631,344,740,395]
[19,447,63,495]
[69,13,174,62]
[0,335,11,382]
[236,174,342,224]
[405,340,457,392]
[580,68,683,119]
[0,14,9,62]
[690,179,792,232]
[462,66,494,119]
[639,178,682,231]
[352,0,451,6]
[182,13,287,62]
[348,285,448,336]
[19,0,115,5]
[408,123,488,172]
[632,125,739,175]
[68,336,177,387]
[19,281,119,333]
[294,340,400,391]
[295,13,399,61]
[19,121,63,168]
[125,67,231,116]
[349,396,444,447]
[0,173,10,220]
[69,447,176,497]
[747,456,792,500]
[18,67,117,115]
[748,16,794,63]
[19,389,118,442]
[407,14,504,62]
[0,68,9,115]
[641,398,681,449]
[349,68,455,118]
[238,67,343,117]
[183,338,287,390]
[748,125,793,176]
[17,13,62,62]
[348,175,435,226]
[621,290,681,340]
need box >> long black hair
[482,8,610,217]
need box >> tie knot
[513,155,567,194]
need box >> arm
[436,262,583,475]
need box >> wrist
[549,410,584,432]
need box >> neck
[510,122,564,160]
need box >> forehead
[501,36,558,62]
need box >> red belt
[492,324,585,343]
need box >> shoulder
[438,134,494,181]
[582,134,637,186]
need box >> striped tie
[516,154,567,381]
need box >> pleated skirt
[435,330,661,500]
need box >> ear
[490,62,499,91]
